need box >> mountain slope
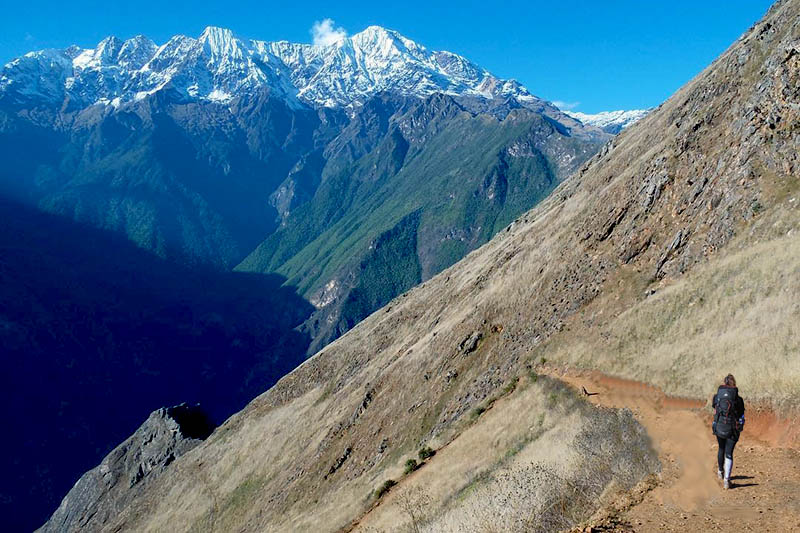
[0,90,327,268]
[238,93,603,352]
[42,0,800,531]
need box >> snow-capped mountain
[0,25,539,110]
[564,109,649,134]
[268,26,537,107]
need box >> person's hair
[724,374,737,387]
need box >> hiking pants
[716,435,736,473]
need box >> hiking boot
[723,479,730,489]
[717,470,723,480]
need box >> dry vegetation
[533,215,800,409]
[65,1,800,531]
[355,376,656,533]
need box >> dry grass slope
[537,220,800,409]
[355,376,656,533]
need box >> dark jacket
[713,385,745,440]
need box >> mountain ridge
[1,24,644,124]
[1,25,540,110]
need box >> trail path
[553,370,800,532]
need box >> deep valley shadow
[0,199,313,532]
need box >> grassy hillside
[529,204,800,409]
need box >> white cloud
[552,100,580,111]
[311,19,347,46]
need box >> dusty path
[551,369,800,532]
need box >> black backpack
[713,386,738,438]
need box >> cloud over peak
[311,19,347,46]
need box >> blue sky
[0,0,774,112]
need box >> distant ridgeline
[0,26,621,530]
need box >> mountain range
[0,25,646,531]
[1,25,541,109]
[35,0,798,530]
[0,25,628,355]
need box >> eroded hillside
[42,0,800,530]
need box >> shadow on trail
[730,474,758,487]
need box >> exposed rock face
[37,404,214,533]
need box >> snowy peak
[350,25,422,56]
[70,35,157,71]
[565,109,650,134]
[266,25,537,107]
[118,36,158,70]
[198,26,246,60]
[1,25,542,111]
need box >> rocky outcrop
[37,404,214,533]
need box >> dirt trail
[548,369,800,532]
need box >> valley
[0,21,614,531]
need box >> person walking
[712,374,745,489]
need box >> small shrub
[404,458,419,475]
[470,406,487,420]
[418,446,436,461]
[504,440,525,460]
[547,392,559,408]
[528,368,539,383]
[501,377,520,396]
[540,357,547,365]
[375,479,397,499]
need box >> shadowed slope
[0,199,312,531]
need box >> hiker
[712,374,745,489]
